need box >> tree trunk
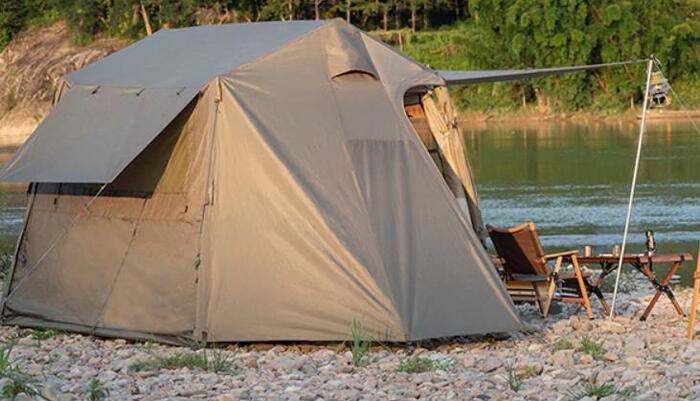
[346,0,351,22]
[422,1,429,30]
[140,2,153,36]
[382,6,388,31]
[410,1,416,34]
[289,0,294,20]
[314,0,320,20]
[394,2,400,29]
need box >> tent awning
[439,60,645,85]
[0,85,200,183]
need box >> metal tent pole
[609,57,655,318]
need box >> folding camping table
[578,253,693,320]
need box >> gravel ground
[1,275,699,401]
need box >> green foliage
[578,335,604,359]
[349,318,370,367]
[403,0,699,112]
[396,355,455,373]
[568,383,637,400]
[1,0,697,113]
[0,253,13,280]
[0,342,42,400]
[84,379,109,401]
[503,363,522,392]
[28,328,62,343]
[550,338,574,351]
[133,348,236,373]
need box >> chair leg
[572,256,593,319]
[532,282,546,317]
[543,257,562,318]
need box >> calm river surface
[465,120,700,284]
[0,120,697,282]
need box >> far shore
[0,109,697,149]
[457,109,700,124]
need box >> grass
[28,329,61,342]
[85,379,109,401]
[0,342,42,400]
[133,348,236,373]
[551,338,574,351]
[568,383,637,400]
[503,364,522,392]
[578,335,604,359]
[349,319,370,367]
[396,355,456,373]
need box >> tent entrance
[403,89,484,240]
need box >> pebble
[0,282,694,400]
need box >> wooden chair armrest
[543,250,579,260]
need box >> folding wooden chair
[487,222,600,318]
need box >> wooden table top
[577,253,693,264]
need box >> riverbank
[457,109,700,124]
[2,275,698,400]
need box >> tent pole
[609,57,655,319]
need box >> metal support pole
[609,57,655,318]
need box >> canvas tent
[0,18,522,343]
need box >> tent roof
[66,20,326,88]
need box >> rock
[602,352,618,362]
[267,356,307,371]
[579,354,594,364]
[599,321,626,334]
[550,350,574,367]
[624,337,645,352]
[460,355,476,369]
[624,356,642,368]
[479,358,502,373]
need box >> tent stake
[609,57,655,319]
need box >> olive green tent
[0,19,523,344]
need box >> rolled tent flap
[0,85,200,183]
[439,60,646,85]
[421,87,484,238]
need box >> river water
[0,120,698,282]
[465,120,700,284]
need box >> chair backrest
[487,222,548,276]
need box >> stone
[599,321,626,334]
[550,350,574,367]
[624,356,642,368]
[579,354,594,364]
[602,352,618,362]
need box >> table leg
[572,256,593,319]
[640,261,685,321]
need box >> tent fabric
[66,21,325,88]
[2,19,522,343]
[439,60,646,85]
[3,90,212,340]
[421,87,484,237]
[0,85,200,183]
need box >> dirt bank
[0,23,122,147]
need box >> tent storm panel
[346,140,521,338]
[0,86,200,183]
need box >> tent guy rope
[608,57,655,318]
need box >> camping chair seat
[487,222,605,318]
